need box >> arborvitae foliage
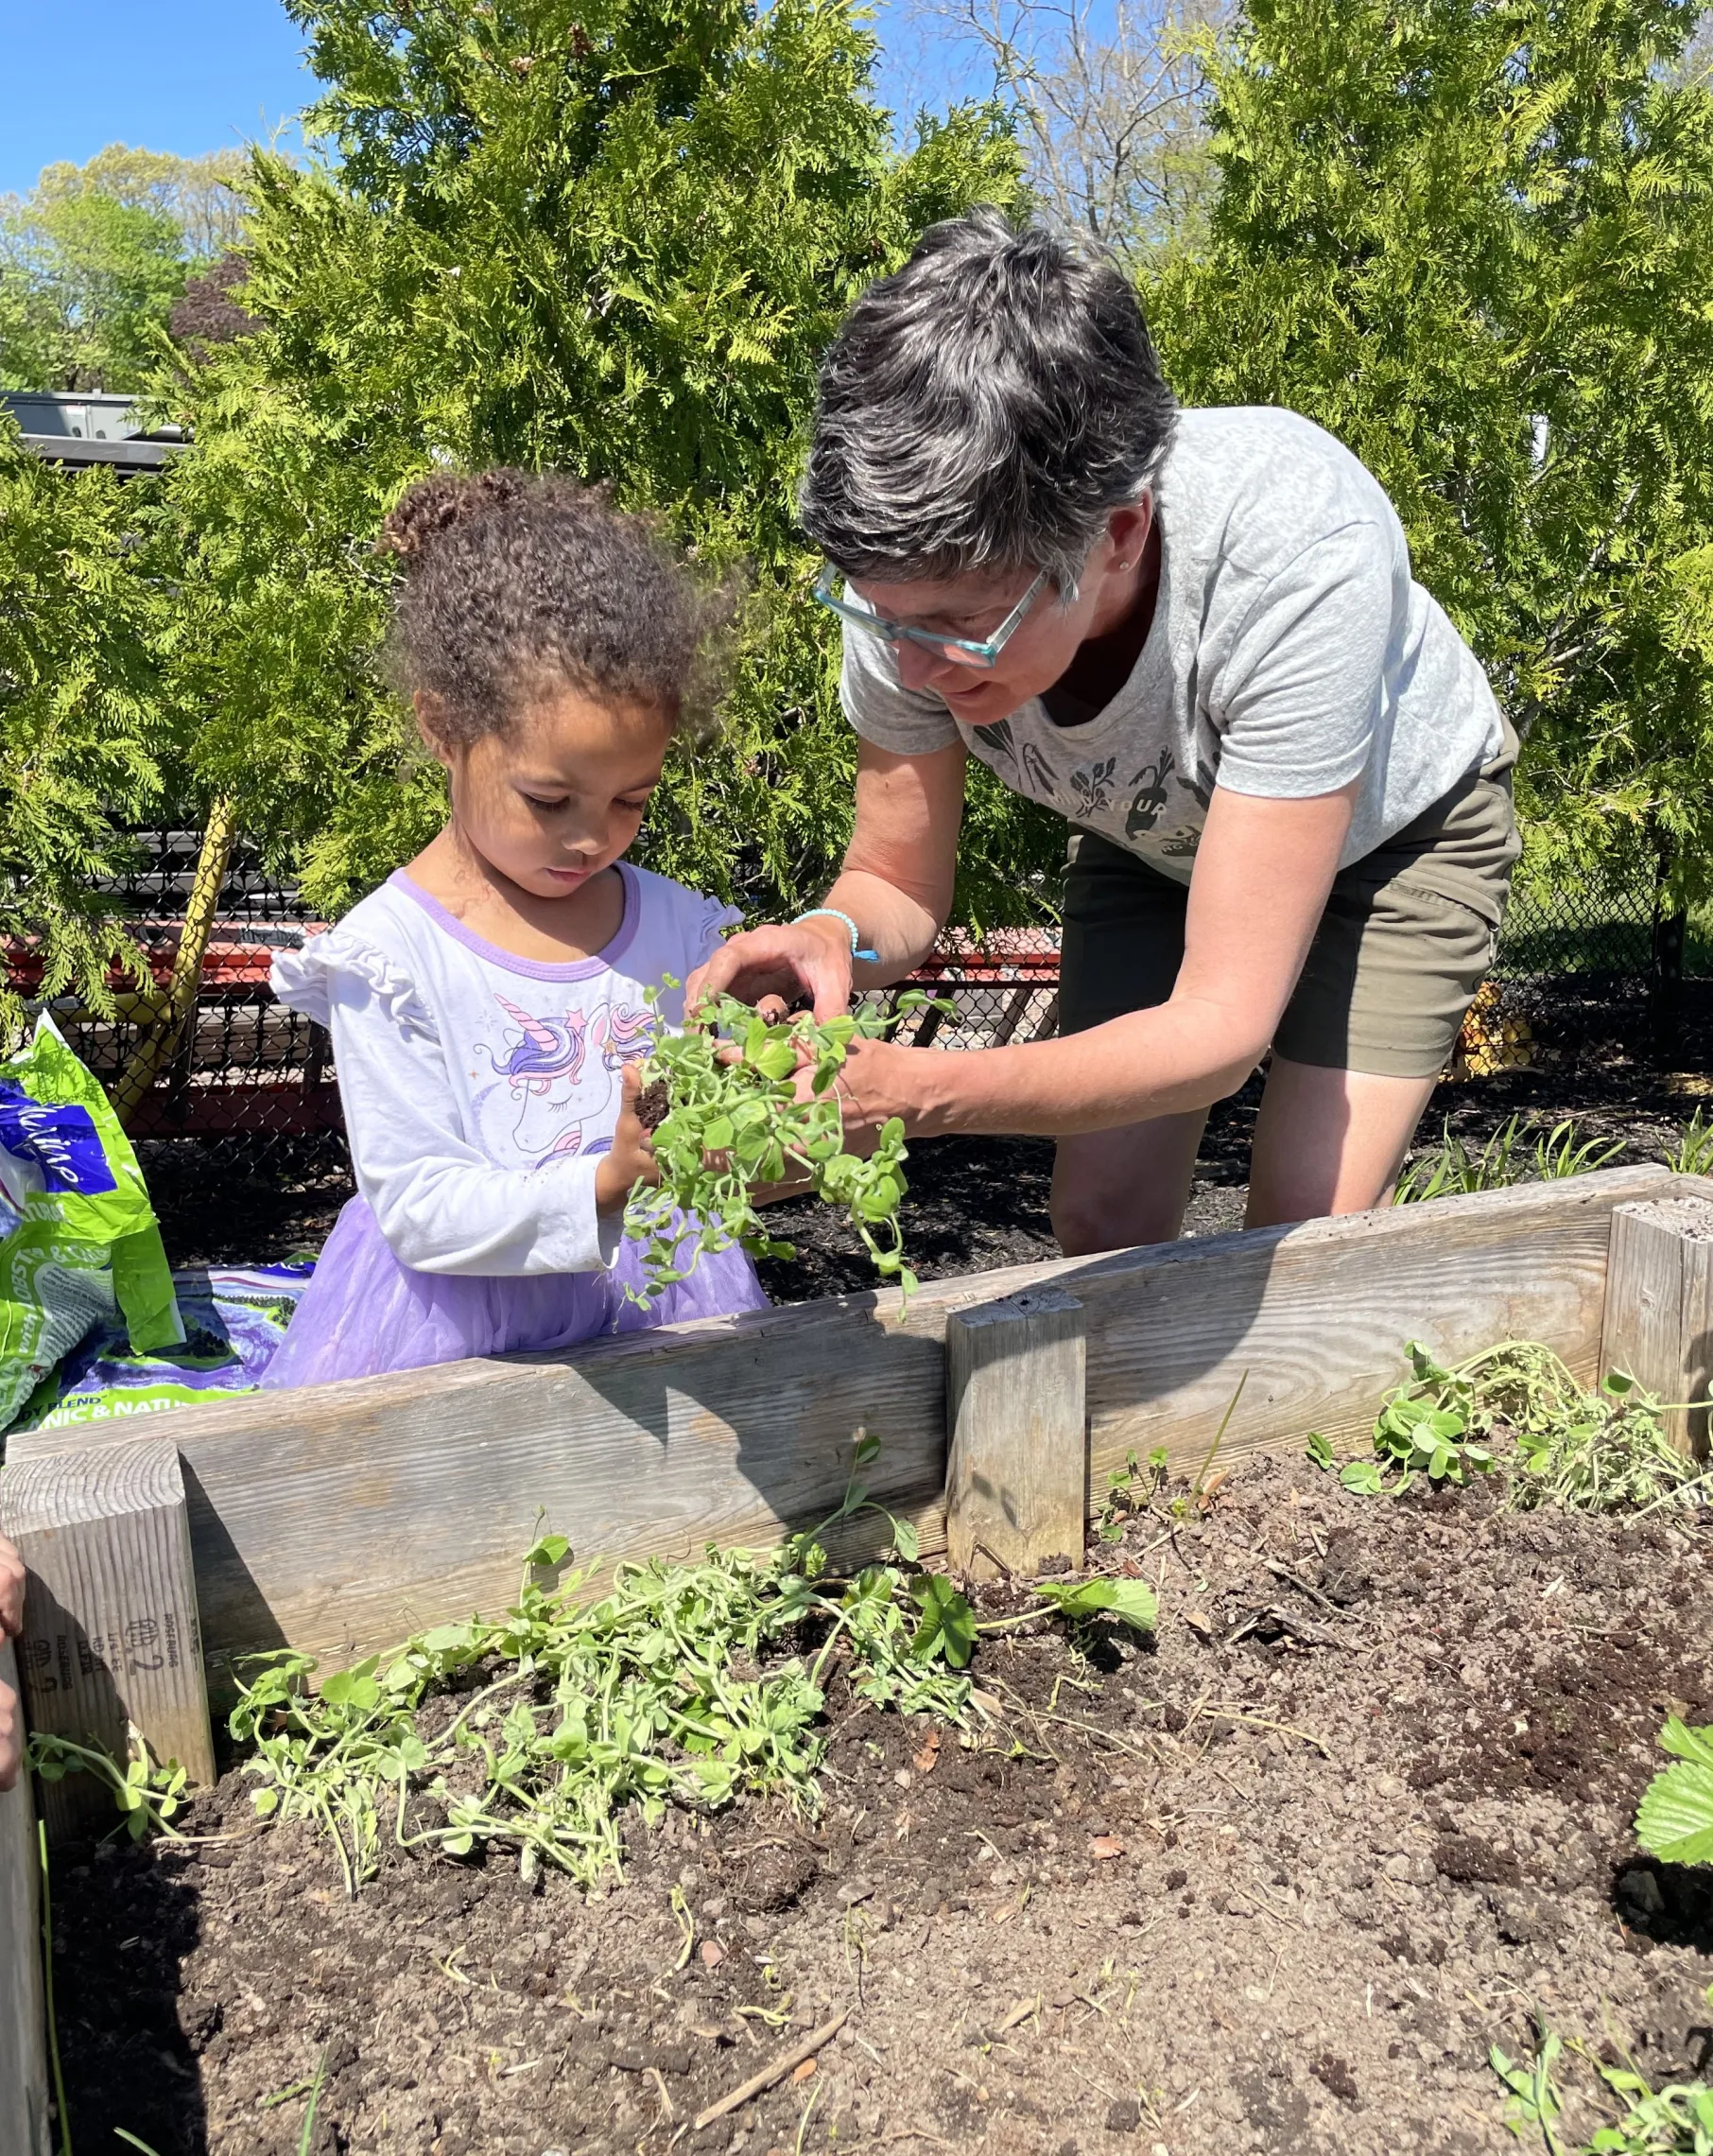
[0,435,173,1023]
[1147,0,1713,904]
[156,0,1049,930]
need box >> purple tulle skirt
[258,1195,769,1389]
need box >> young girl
[261,471,768,1387]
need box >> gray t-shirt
[839,406,1504,886]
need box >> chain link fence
[5,830,1705,1159]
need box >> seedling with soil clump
[624,982,948,1305]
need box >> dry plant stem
[692,2009,849,2130]
[109,796,238,1127]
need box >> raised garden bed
[3,1166,1711,2156]
[41,1453,1713,2156]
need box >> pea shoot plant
[1306,1340,1713,1512]
[1491,2002,1713,2155]
[26,1729,188,1841]
[223,1434,1157,1897]
[622,982,948,1307]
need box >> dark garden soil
[48,1457,1713,2156]
[140,982,1713,1298]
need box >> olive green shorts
[1059,727,1522,1080]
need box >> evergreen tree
[1149,0,1713,903]
[0,435,171,1017]
[160,0,1044,927]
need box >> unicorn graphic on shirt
[484,995,654,1168]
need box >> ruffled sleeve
[690,894,744,972]
[270,927,438,1042]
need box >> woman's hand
[809,1033,935,1156]
[595,1064,662,1213]
[0,1533,22,1642]
[684,918,855,1025]
[0,1532,24,1795]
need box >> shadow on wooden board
[0,1640,51,2156]
[6,1163,1680,1686]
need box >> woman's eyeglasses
[813,565,1057,671]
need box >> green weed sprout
[622,982,946,1306]
[1635,1718,1713,1869]
[1307,1339,1711,1510]
[1587,2069,1713,2154]
[1395,1115,1625,1204]
[1491,2009,1713,2156]
[26,1730,188,1841]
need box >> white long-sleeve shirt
[270,864,735,1277]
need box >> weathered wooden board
[2,1439,216,1839]
[0,1640,51,2156]
[8,1297,952,1685]
[946,1287,1086,1578]
[8,1164,1672,1679]
[1074,1163,1678,1483]
[1601,1193,1713,1457]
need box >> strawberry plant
[624,983,947,1306]
[1635,1719,1713,1869]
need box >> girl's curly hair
[378,470,731,745]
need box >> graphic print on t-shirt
[481,994,654,1168]
[1124,752,1175,839]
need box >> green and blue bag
[0,1013,182,1433]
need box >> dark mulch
[46,1457,1713,2156]
[140,979,1712,1303]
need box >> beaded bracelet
[792,908,879,963]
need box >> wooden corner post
[945,1286,1087,1580]
[0,1437,216,1842]
[0,1641,51,2155]
[1601,1195,1713,1458]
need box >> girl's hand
[0,1669,18,1794]
[595,1064,661,1214]
[684,919,855,1024]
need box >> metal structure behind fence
[3,832,1701,1153]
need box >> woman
[691,207,1518,1251]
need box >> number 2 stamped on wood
[1,1435,216,1841]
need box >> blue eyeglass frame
[812,564,1058,670]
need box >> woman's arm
[835,781,1358,1138]
[686,737,967,1019]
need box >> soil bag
[0,1012,183,1433]
[14,1261,312,1432]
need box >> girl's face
[420,687,673,901]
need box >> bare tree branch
[893,0,1233,252]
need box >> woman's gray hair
[800,205,1177,592]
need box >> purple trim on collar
[389,863,641,982]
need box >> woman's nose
[895,638,974,696]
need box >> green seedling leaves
[1032,1576,1159,1634]
[908,1574,978,1668]
[320,1660,382,1714]
[1635,1718,1713,1868]
[1340,1459,1387,1496]
[1351,1337,1710,1515]
[623,991,949,1311]
[231,1441,974,1895]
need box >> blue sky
[0,1,320,199]
[0,0,981,201]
